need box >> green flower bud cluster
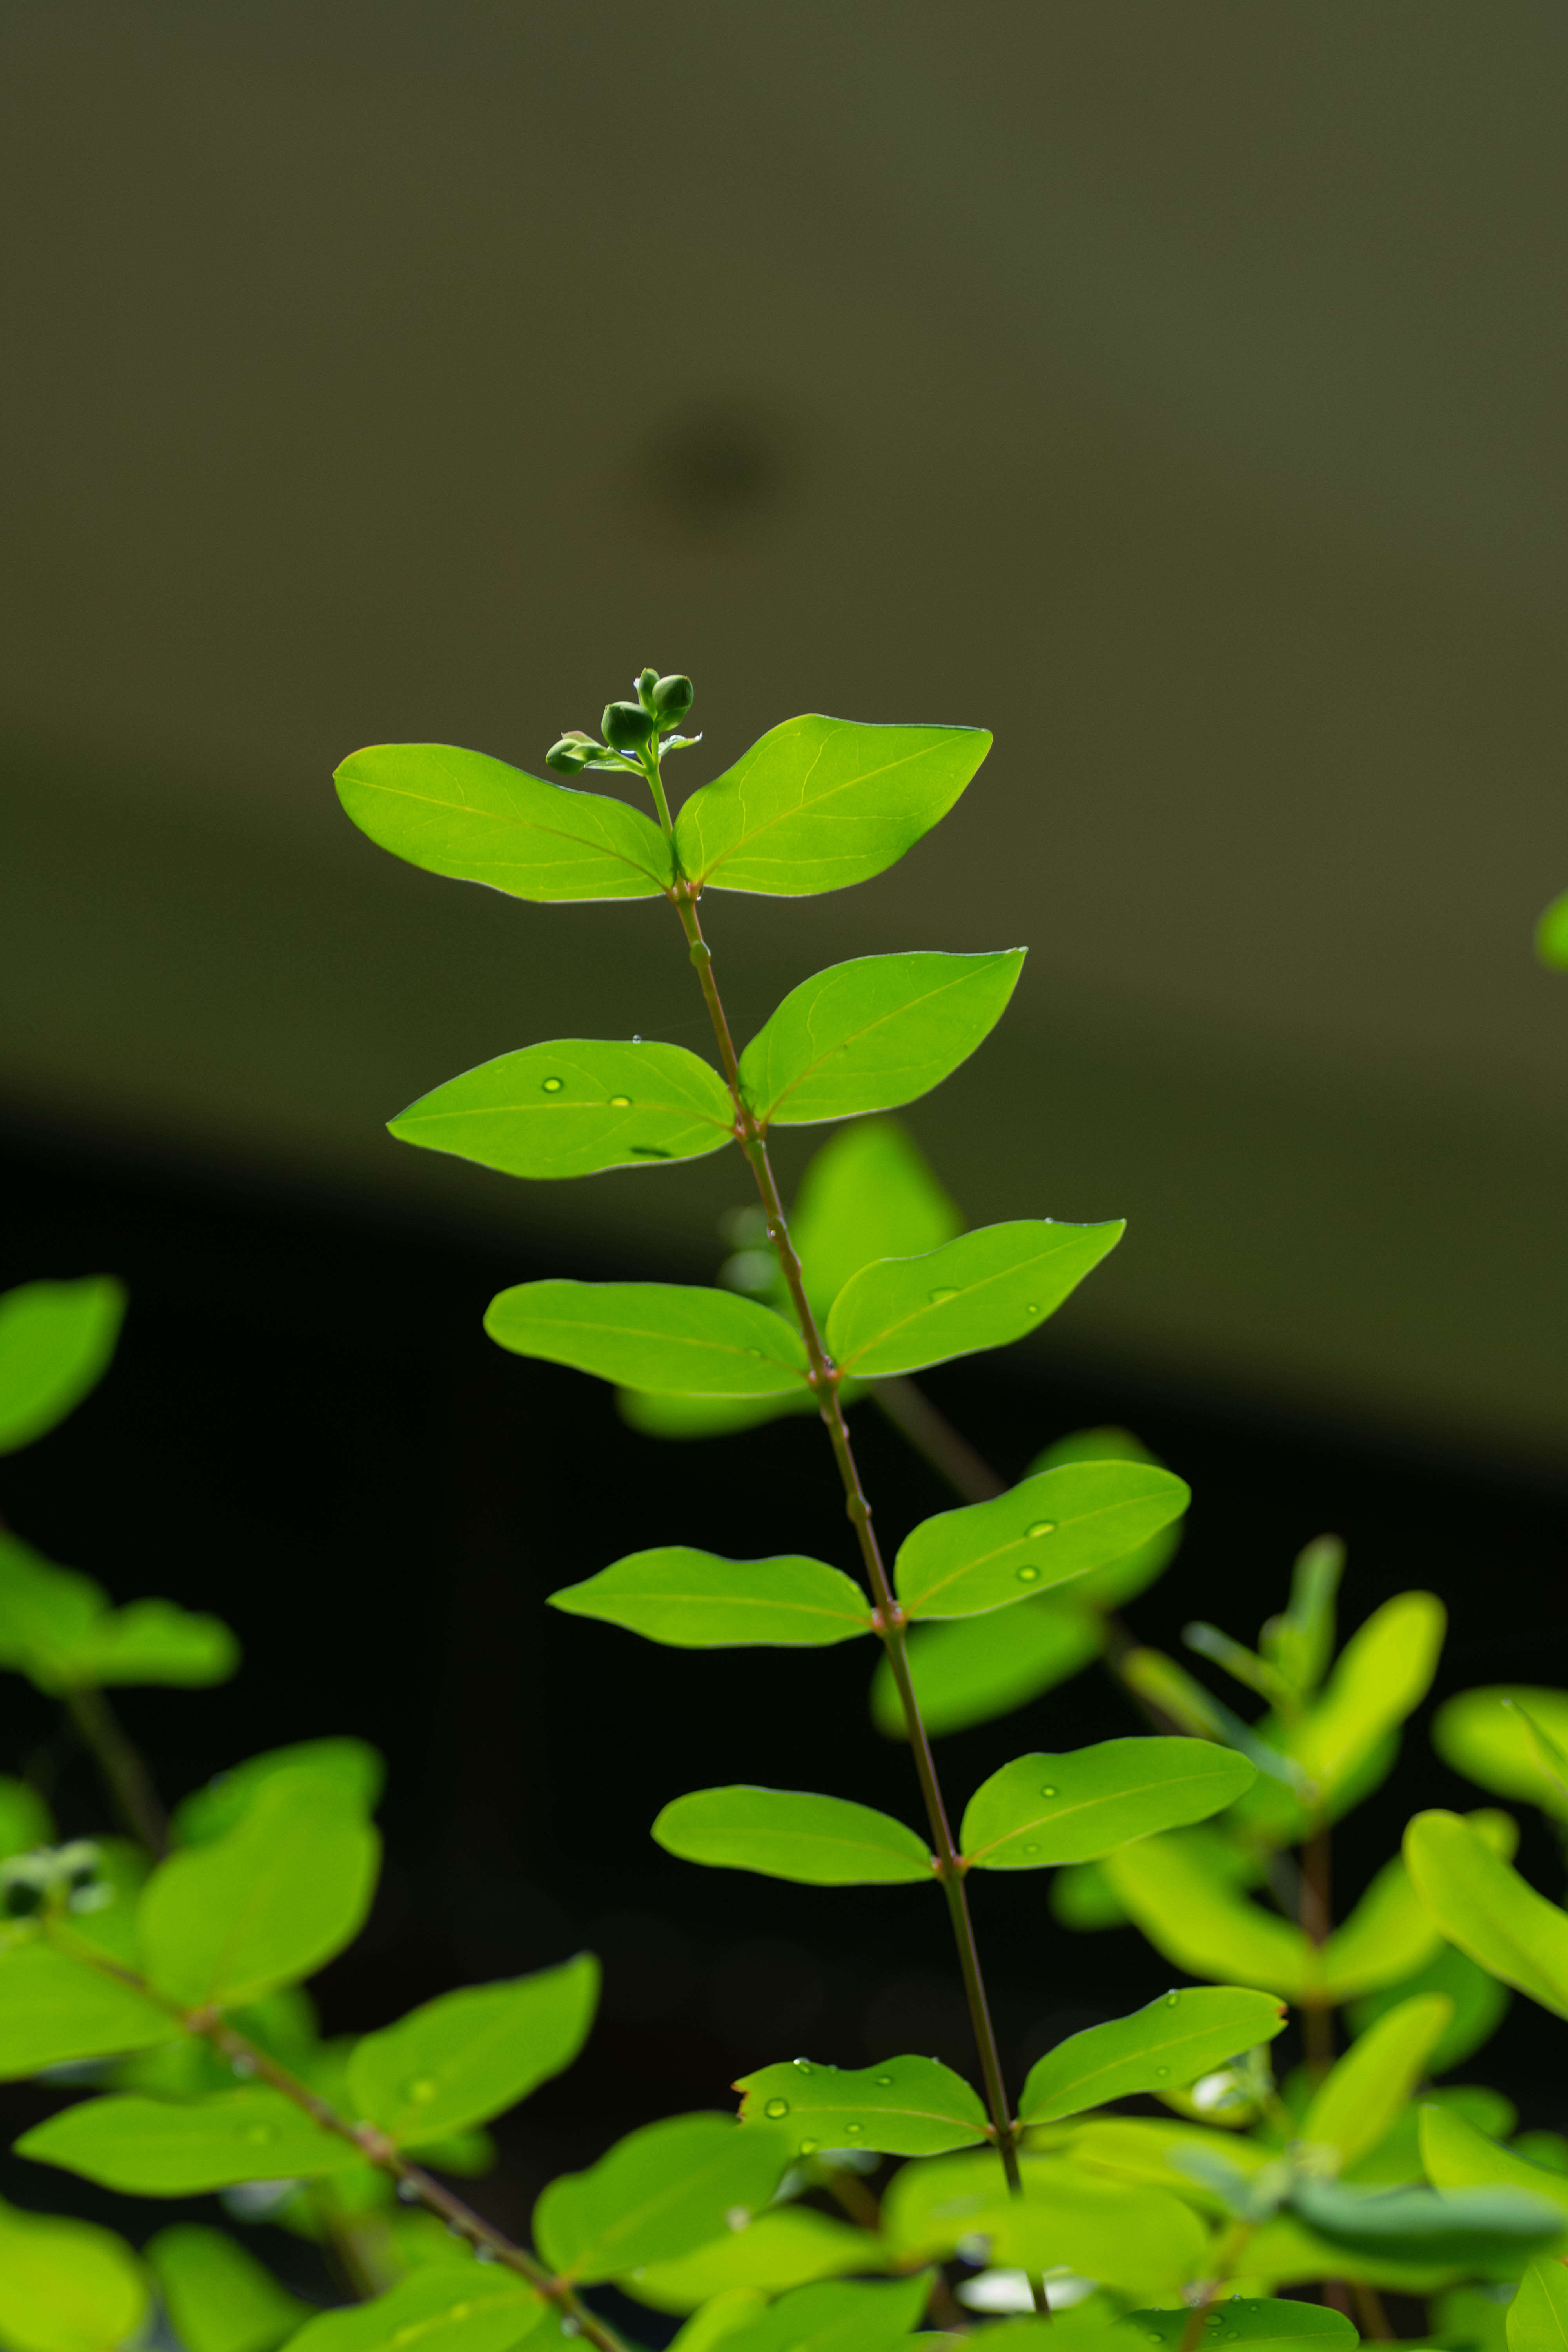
[546,668,699,775]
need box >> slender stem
[1176,2218,1257,2352]
[869,1377,1006,1501]
[1350,2284,1394,2342]
[64,1687,170,1858]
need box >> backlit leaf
[63,1601,239,1691]
[485,1282,808,1396]
[348,1953,598,2146]
[1118,2303,1356,2352]
[734,2054,988,2157]
[1104,1835,1312,2000]
[1018,1987,1287,2125]
[738,951,1024,1127]
[388,1040,734,1181]
[894,1462,1190,1622]
[145,2224,308,2352]
[0,1938,178,2076]
[1300,1994,1453,2168]
[871,1595,1102,1740]
[1024,1427,1186,1608]
[673,715,990,896]
[16,2089,360,2194]
[960,1740,1256,1871]
[1348,1941,1511,2074]
[534,2112,791,2283]
[335,743,673,902]
[0,1278,125,1457]
[980,2160,1209,2295]
[172,1739,384,1846]
[1509,2258,1568,2352]
[282,2266,549,2352]
[624,2208,880,2314]
[668,2292,769,2350]
[653,1787,933,1885]
[617,1388,821,1440]
[140,1768,380,2007]
[1421,2105,1568,2234]
[0,2196,148,2352]
[1434,1688,1568,1820]
[788,1119,962,1317]
[826,1221,1122,1381]
[1405,1810,1568,2020]
[1319,1858,1445,2002]
[550,1550,871,1650]
[715,2276,933,2352]
[1291,1593,1445,1798]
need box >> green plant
[0,675,1563,2352]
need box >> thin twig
[64,1686,170,1857]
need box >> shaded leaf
[826,1221,1121,1380]
[654,1787,932,1886]
[624,2209,882,2314]
[485,1281,808,1396]
[0,1938,178,2076]
[533,2112,790,2284]
[16,2089,360,2194]
[64,1601,238,1691]
[980,2160,1209,2295]
[871,1595,1102,1740]
[348,1953,598,2146]
[282,2266,548,2352]
[1117,2304,1356,2352]
[0,2195,148,2352]
[960,1740,1256,1871]
[739,951,1024,1128]
[1018,1987,1287,2125]
[389,1040,734,1181]
[715,2275,933,2352]
[0,1278,125,1458]
[894,1462,1190,1622]
[1319,1858,1445,2002]
[787,1120,962,1318]
[734,2053,988,2157]
[145,2224,308,2352]
[1418,2104,1568,2218]
[550,1550,871,1650]
[1289,2178,1564,2270]
[1404,1810,1568,2020]
[0,1778,53,1862]
[1300,1994,1453,2168]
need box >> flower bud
[634,667,660,710]
[652,674,695,723]
[545,737,593,774]
[602,700,656,751]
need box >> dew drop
[1165,1991,1181,2007]
[763,2098,789,2118]
[1039,1785,1058,1797]
[404,2077,438,2105]
[798,2137,819,2155]
[793,2058,813,2073]
[1016,1564,1042,1584]
[928,1286,960,1303]
[1024,1302,1041,1316]
[245,2126,274,2145]
[632,1035,642,1045]
[724,2206,751,2233]
[746,1347,764,1357]
[396,2180,420,2203]
[875,2074,894,2087]
[541,1076,564,1093]
[1025,1520,1056,1539]
[608,1094,632,1109]
[845,2121,864,2137]
[1155,2066,1170,2078]
[1022,1842,1041,1855]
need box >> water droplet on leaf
[245,2126,274,2145]
[845,2121,864,2136]
[793,2058,813,2073]
[799,2137,818,2154]
[404,2077,438,2105]
[1025,1520,1056,1539]
[764,2098,789,2118]
[1024,1302,1041,1316]
[1165,1991,1181,2007]
[1023,1841,1041,1855]
[1155,2066,1170,2078]
[875,2074,894,2087]
[541,1076,564,1093]
[724,2206,750,2233]
[927,1286,960,1303]
[1016,1564,1041,1583]
[608,1094,632,1109]
[1039,1785,1058,1797]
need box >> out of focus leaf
[0,2195,148,2352]
[533,2112,790,2283]
[0,1279,125,1457]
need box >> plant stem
[64,1686,170,1858]
[660,849,1046,2313]
[1298,1816,1335,2080]
[869,1377,1006,1501]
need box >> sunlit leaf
[960,1740,1255,1871]
[0,1540,236,1695]
[388,1040,734,1181]
[0,1278,125,1458]
[0,1938,178,2076]
[550,1550,871,1650]
[894,1462,1189,1622]
[335,743,673,901]
[1434,1688,1568,1821]
[0,2195,148,2352]
[1104,1834,1312,2001]
[734,2053,988,2157]
[172,1739,384,1846]
[485,1281,809,1396]
[1300,1994,1453,2168]
[673,715,990,896]
[825,1221,1121,1380]
[16,2089,360,2194]
[1290,1593,1445,1799]
[788,1120,962,1317]
[979,2160,1209,2296]
[1289,2178,1564,2270]
[145,2224,308,2352]
[668,2290,769,2350]
[1018,1987,1287,2125]
[0,1778,53,1862]
[1535,893,1568,971]
[653,1787,932,1886]
[739,952,1024,1128]
[534,2112,790,2284]
[347,1953,599,2146]
[714,2275,933,2352]
[1509,2258,1568,2352]
[1258,1538,1343,1701]
[282,2265,549,2352]
[1405,1810,1568,2020]
[871,1595,1102,1740]
[617,1388,820,1440]
[1023,1427,1186,1608]
[1319,1858,1445,2002]
[1116,2303,1356,2352]
[624,2209,880,2314]
[1418,2103,1568,2218]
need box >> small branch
[64,1686,170,1858]
[869,1377,1005,1500]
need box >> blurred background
[2,0,1566,2292]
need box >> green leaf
[1114,2303,1356,2352]
[1289,2179,1564,2270]
[172,1738,384,1846]
[715,2276,933,2352]
[1018,1987,1287,2125]
[0,1538,103,1685]
[1104,1834,1312,2000]
[894,1462,1191,1623]
[1300,1994,1453,2167]
[788,1119,962,1317]
[654,1787,933,1886]
[871,1595,1103,1740]
[281,2266,549,2352]
[0,1938,178,2076]
[1404,1809,1568,2020]
[825,1220,1122,1381]
[0,1777,53,1862]
[334,743,673,902]
[347,1953,598,2145]
[1434,1688,1568,1820]
[617,1387,822,1440]
[1319,1858,1445,2002]
[879,2146,1006,2260]
[549,1550,872,1650]
[669,2290,769,2351]
[738,951,1024,1128]
[139,1768,380,2007]
[533,2111,791,2284]
[1258,1537,1343,1701]
[145,2225,308,2352]
[624,2209,881,2315]
[1536,893,1568,970]
[980,2160,1209,2295]
[1291,1593,1445,1798]
[1024,1427,1186,1608]
[15,2088,361,2194]
[1510,2259,1568,2352]
[0,1278,125,1457]
[1348,1942,1511,2074]
[0,2195,148,2352]
[62,1600,239,1690]
[1420,2104,1568,2218]
[734,2054,988,2157]
[388,1040,734,1181]
[960,1739,1256,1871]
[673,715,990,897]
[484,1282,808,1396]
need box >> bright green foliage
[139,1767,379,2006]
[1024,1426,1187,1608]
[1419,2105,1568,2216]
[1289,2179,1565,2270]
[733,2054,989,2157]
[1435,1687,1568,1819]
[389,1039,735,1180]
[145,2225,308,2352]
[873,1595,1102,1739]
[782,1119,961,1314]
[1119,2305,1356,2351]
[1299,1994,1454,2167]
[1348,1941,1511,2074]
[625,2209,881,2313]
[1318,1855,1446,2000]
[668,2292,770,2349]
[737,951,1024,1127]
[0,1939,178,2076]
[1535,892,1568,969]
[0,1535,236,1694]
[1406,1809,1568,2019]
[548,1550,871,1649]
[893,1462,1190,1622]
[1103,1835,1314,1998]
[0,1279,125,1458]
[334,743,674,901]
[0,2198,147,2352]
[980,2161,1209,2295]
[485,1281,808,1395]
[1509,2258,1568,2352]
[1018,1987,1287,2125]
[172,1737,384,1844]
[672,716,990,895]
[347,1953,599,2145]
[960,1740,1256,1871]
[16,2088,360,2194]
[1290,1593,1445,1799]
[653,1787,932,1885]
[0,1778,52,1859]
[1258,1537,1343,1699]
[713,2276,932,2352]
[534,2112,791,2283]
[285,2265,550,2352]
[824,1219,1122,1379]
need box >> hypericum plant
[0,677,1566,2352]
